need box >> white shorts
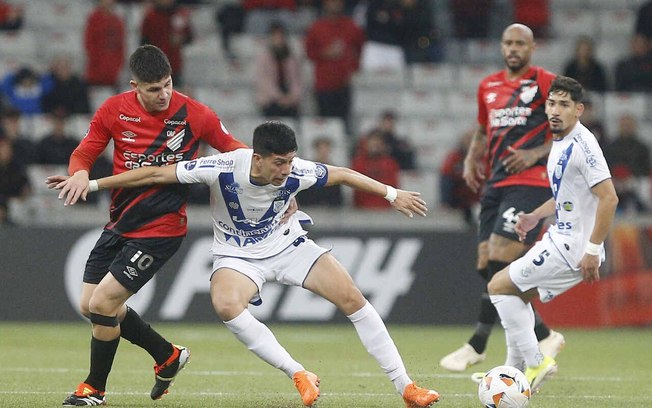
[509,234,583,303]
[212,236,329,305]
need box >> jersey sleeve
[68,102,113,175]
[576,135,611,188]
[197,105,248,152]
[292,158,329,190]
[175,154,226,185]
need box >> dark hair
[549,76,584,103]
[252,121,297,156]
[129,45,172,83]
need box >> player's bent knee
[89,312,119,327]
[212,297,247,321]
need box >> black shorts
[84,229,183,293]
[479,185,551,245]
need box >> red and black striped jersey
[69,89,247,238]
[477,66,556,188]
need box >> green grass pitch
[1,322,651,407]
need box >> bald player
[439,23,565,373]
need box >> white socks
[224,309,304,378]
[490,295,543,368]
[347,301,411,395]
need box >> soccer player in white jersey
[485,76,618,393]
[53,121,440,408]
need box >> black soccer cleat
[62,382,106,406]
[150,344,191,400]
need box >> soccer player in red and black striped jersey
[53,45,248,406]
[439,24,566,373]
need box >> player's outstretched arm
[325,165,427,218]
[52,165,180,206]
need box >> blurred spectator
[141,0,194,86]
[358,110,416,170]
[1,108,35,164]
[581,97,607,146]
[0,1,23,31]
[84,0,126,88]
[0,66,53,115]
[42,56,91,116]
[361,0,406,71]
[513,0,549,38]
[0,136,30,225]
[400,0,443,64]
[439,129,480,226]
[305,0,365,130]
[603,114,651,214]
[450,0,493,39]
[215,3,244,61]
[254,22,303,118]
[563,36,608,92]
[297,137,344,207]
[243,0,297,35]
[614,34,652,92]
[34,113,79,165]
[351,129,399,209]
[635,0,652,41]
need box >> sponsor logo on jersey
[487,81,503,87]
[119,114,141,122]
[228,201,239,210]
[198,158,234,168]
[574,135,597,167]
[489,106,533,127]
[123,151,184,169]
[562,201,573,211]
[485,92,497,103]
[225,182,242,195]
[184,160,197,171]
[164,119,187,126]
[121,130,137,142]
[273,189,291,198]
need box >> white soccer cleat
[439,343,486,372]
[538,330,565,359]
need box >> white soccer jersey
[175,149,328,258]
[546,121,611,268]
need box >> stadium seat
[399,89,449,118]
[24,0,92,30]
[399,170,438,210]
[409,63,457,91]
[407,118,464,171]
[457,66,499,93]
[551,9,599,38]
[531,39,573,74]
[352,68,407,91]
[299,116,349,166]
[598,9,636,39]
[193,87,257,117]
[88,87,116,113]
[0,31,38,61]
[353,89,403,118]
[463,40,503,66]
[217,115,264,147]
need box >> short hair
[253,121,298,156]
[129,45,172,83]
[549,76,584,103]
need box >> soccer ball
[478,365,531,408]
